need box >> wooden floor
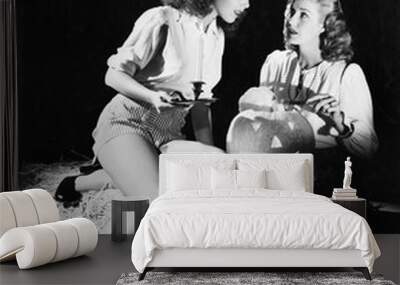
[1,235,399,285]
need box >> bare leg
[75,169,114,192]
[97,134,159,200]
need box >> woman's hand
[306,94,346,133]
[150,91,176,113]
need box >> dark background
[17,0,400,232]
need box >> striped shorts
[92,94,188,157]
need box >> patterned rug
[116,271,396,285]
[19,161,121,233]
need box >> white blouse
[260,50,378,158]
[107,6,225,100]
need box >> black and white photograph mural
[15,0,400,234]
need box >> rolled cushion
[0,196,17,237]
[0,189,59,237]
[0,226,57,268]
[0,191,39,228]
[23,189,59,223]
[64,218,98,257]
[42,222,79,262]
[0,218,98,269]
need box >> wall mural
[17,0,400,233]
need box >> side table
[331,197,366,219]
[112,199,149,242]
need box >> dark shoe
[54,176,82,208]
[79,161,102,175]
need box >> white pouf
[0,189,98,269]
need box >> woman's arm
[259,50,282,89]
[305,64,378,158]
[105,67,170,109]
[337,64,379,158]
[105,68,173,113]
[105,67,152,102]
[190,103,214,145]
[105,7,173,112]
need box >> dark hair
[161,0,214,17]
[283,0,354,62]
[161,0,244,36]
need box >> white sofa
[0,189,98,269]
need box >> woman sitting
[227,0,378,160]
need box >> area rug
[116,272,396,285]
[19,161,122,233]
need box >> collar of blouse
[175,9,219,36]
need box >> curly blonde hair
[283,0,354,62]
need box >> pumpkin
[238,86,275,112]
[226,109,315,153]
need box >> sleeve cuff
[336,123,355,140]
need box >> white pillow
[237,169,268,189]
[237,159,309,192]
[266,168,307,192]
[211,168,268,190]
[166,162,209,191]
[166,159,235,191]
[211,168,236,190]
